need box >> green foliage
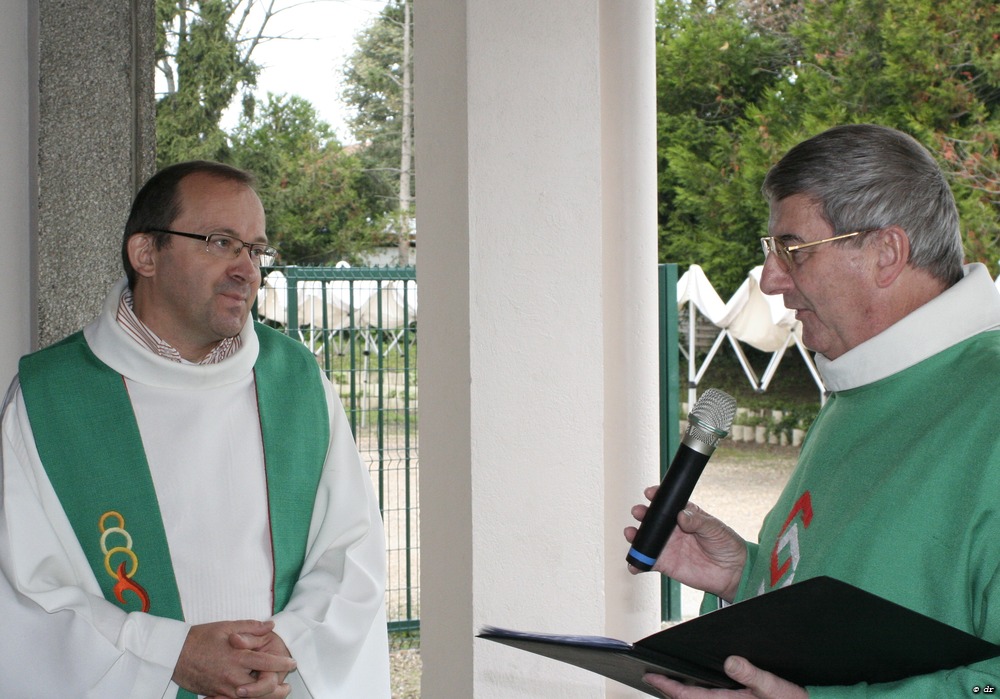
[154,1,395,266]
[656,0,793,295]
[656,0,1000,297]
[229,94,390,265]
[341,0,409,209]
[155,0,259,167]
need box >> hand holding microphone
[626,388,737,572]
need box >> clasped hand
[172,619,295,699]
[624,489,807,699]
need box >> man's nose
[229,245,258,280]
[759,254,791,296]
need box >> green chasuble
[18,322,329,699]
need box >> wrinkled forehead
[768,193,829,234]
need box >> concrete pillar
[1,0,155,373]
[0,0,34,381]
[415,1,660,696]
[35,0,155,347]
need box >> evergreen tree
[341,0,415,265]
[656,0,1000,296]
[155,0,260,167]
[155,1,391,265]
[656,0,792,294]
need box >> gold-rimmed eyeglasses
[149,229,278,267]
[760,229,878,272]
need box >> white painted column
[599,0,662,678]
[0,0,34,380]
[415,1,659,696]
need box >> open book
[479,577,1000,694]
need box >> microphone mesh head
[686,388,737,449]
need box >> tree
[155,0,269,167]
[229,94,389,264]
[656,0,793,294]
[655,0,1000,297]
[155,1,392,265]
[341,0,414,266]
[771,0,1000,268]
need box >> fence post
[285,271,300,341]
[658,263,682,621]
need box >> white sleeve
[0,379,190,699]
[271,383,391,698]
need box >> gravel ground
[690,441,799,541]
[388,441,799,697]
[390,649,422,699]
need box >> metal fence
[256,266,419,645]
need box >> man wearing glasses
[628,124,1000,698]
[0,161,390,698]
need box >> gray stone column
[0,0,34,380]
[36,0,156,346]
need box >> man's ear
[873,225,910,288]
[127,232,157,280]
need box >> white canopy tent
[357,278,419,355]
[257,265,418,357]
[677,264,825,406]
[258,269,357,333]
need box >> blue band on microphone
[627,547,657,567]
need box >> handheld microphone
[626,388,737,572]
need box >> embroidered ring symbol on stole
[99,511,151,612]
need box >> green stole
[18,323,329,699]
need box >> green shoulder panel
[252,322,330,611]
[18,332,184,621]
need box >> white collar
[816,263,1000,392]
[83,278,259,390]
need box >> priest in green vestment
[0,161,390,698]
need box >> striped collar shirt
[116,287,241,365]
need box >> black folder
[479,577,1000,695]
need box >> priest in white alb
[0,161,391,698]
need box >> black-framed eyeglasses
[760,229,879,272]
[148,229,278,267]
